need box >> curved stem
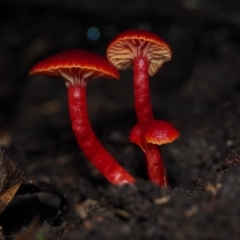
[133,57,154,121]
[145,143,168,188]
[68,85,135,185]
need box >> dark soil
[1,1,240,239]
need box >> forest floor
[1,2,240,239]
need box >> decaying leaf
[0,149,27,214]
[0,148,69,238]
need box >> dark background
[1,1,240,239]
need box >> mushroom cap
[107,30,172,76]
[29,49,119,85]
[129,120,179,150]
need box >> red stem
[133,56,168,187]
[145,143,168,187]
[68,85,135,185]
[133,57,154,121]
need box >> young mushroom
[29,49,135,185]
[129,120,179,187]
[106,29,171,121]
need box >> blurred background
[0,0,240,187]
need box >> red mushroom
[129,120,179,187]
[29,49,135,185]
[106,29,171,121]
[107,30,172,187]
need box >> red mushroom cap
[29,49,119,86]
[107,30,171,76]
[129,120,179,151]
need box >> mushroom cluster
[107,30,179,187]
[29,30,179,187]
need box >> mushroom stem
[68,85,135,185]
[145,143,168,187]
[133,57,168,187]
[133,57,153,121]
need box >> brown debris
[75,199,100,220]
[0,149,27,214]
[154,195,171,205]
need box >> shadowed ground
[0,1,240,239]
